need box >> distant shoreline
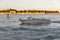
[0,8,59,14]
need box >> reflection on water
[0,14,60,40]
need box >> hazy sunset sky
[0,0,60,10]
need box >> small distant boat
[19,17,51,25]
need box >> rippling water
[0,14,60,40]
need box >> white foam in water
[0,14,60,40]
[0,14,60,28]
[0,21,20,27]
[0,15,60,27]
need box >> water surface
[0,14,60,40]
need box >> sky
[0,0,60,10]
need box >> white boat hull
[20,20,50,25]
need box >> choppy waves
[0,25,60,40]
[0,14,60,40]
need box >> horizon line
[0,8,59,11]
